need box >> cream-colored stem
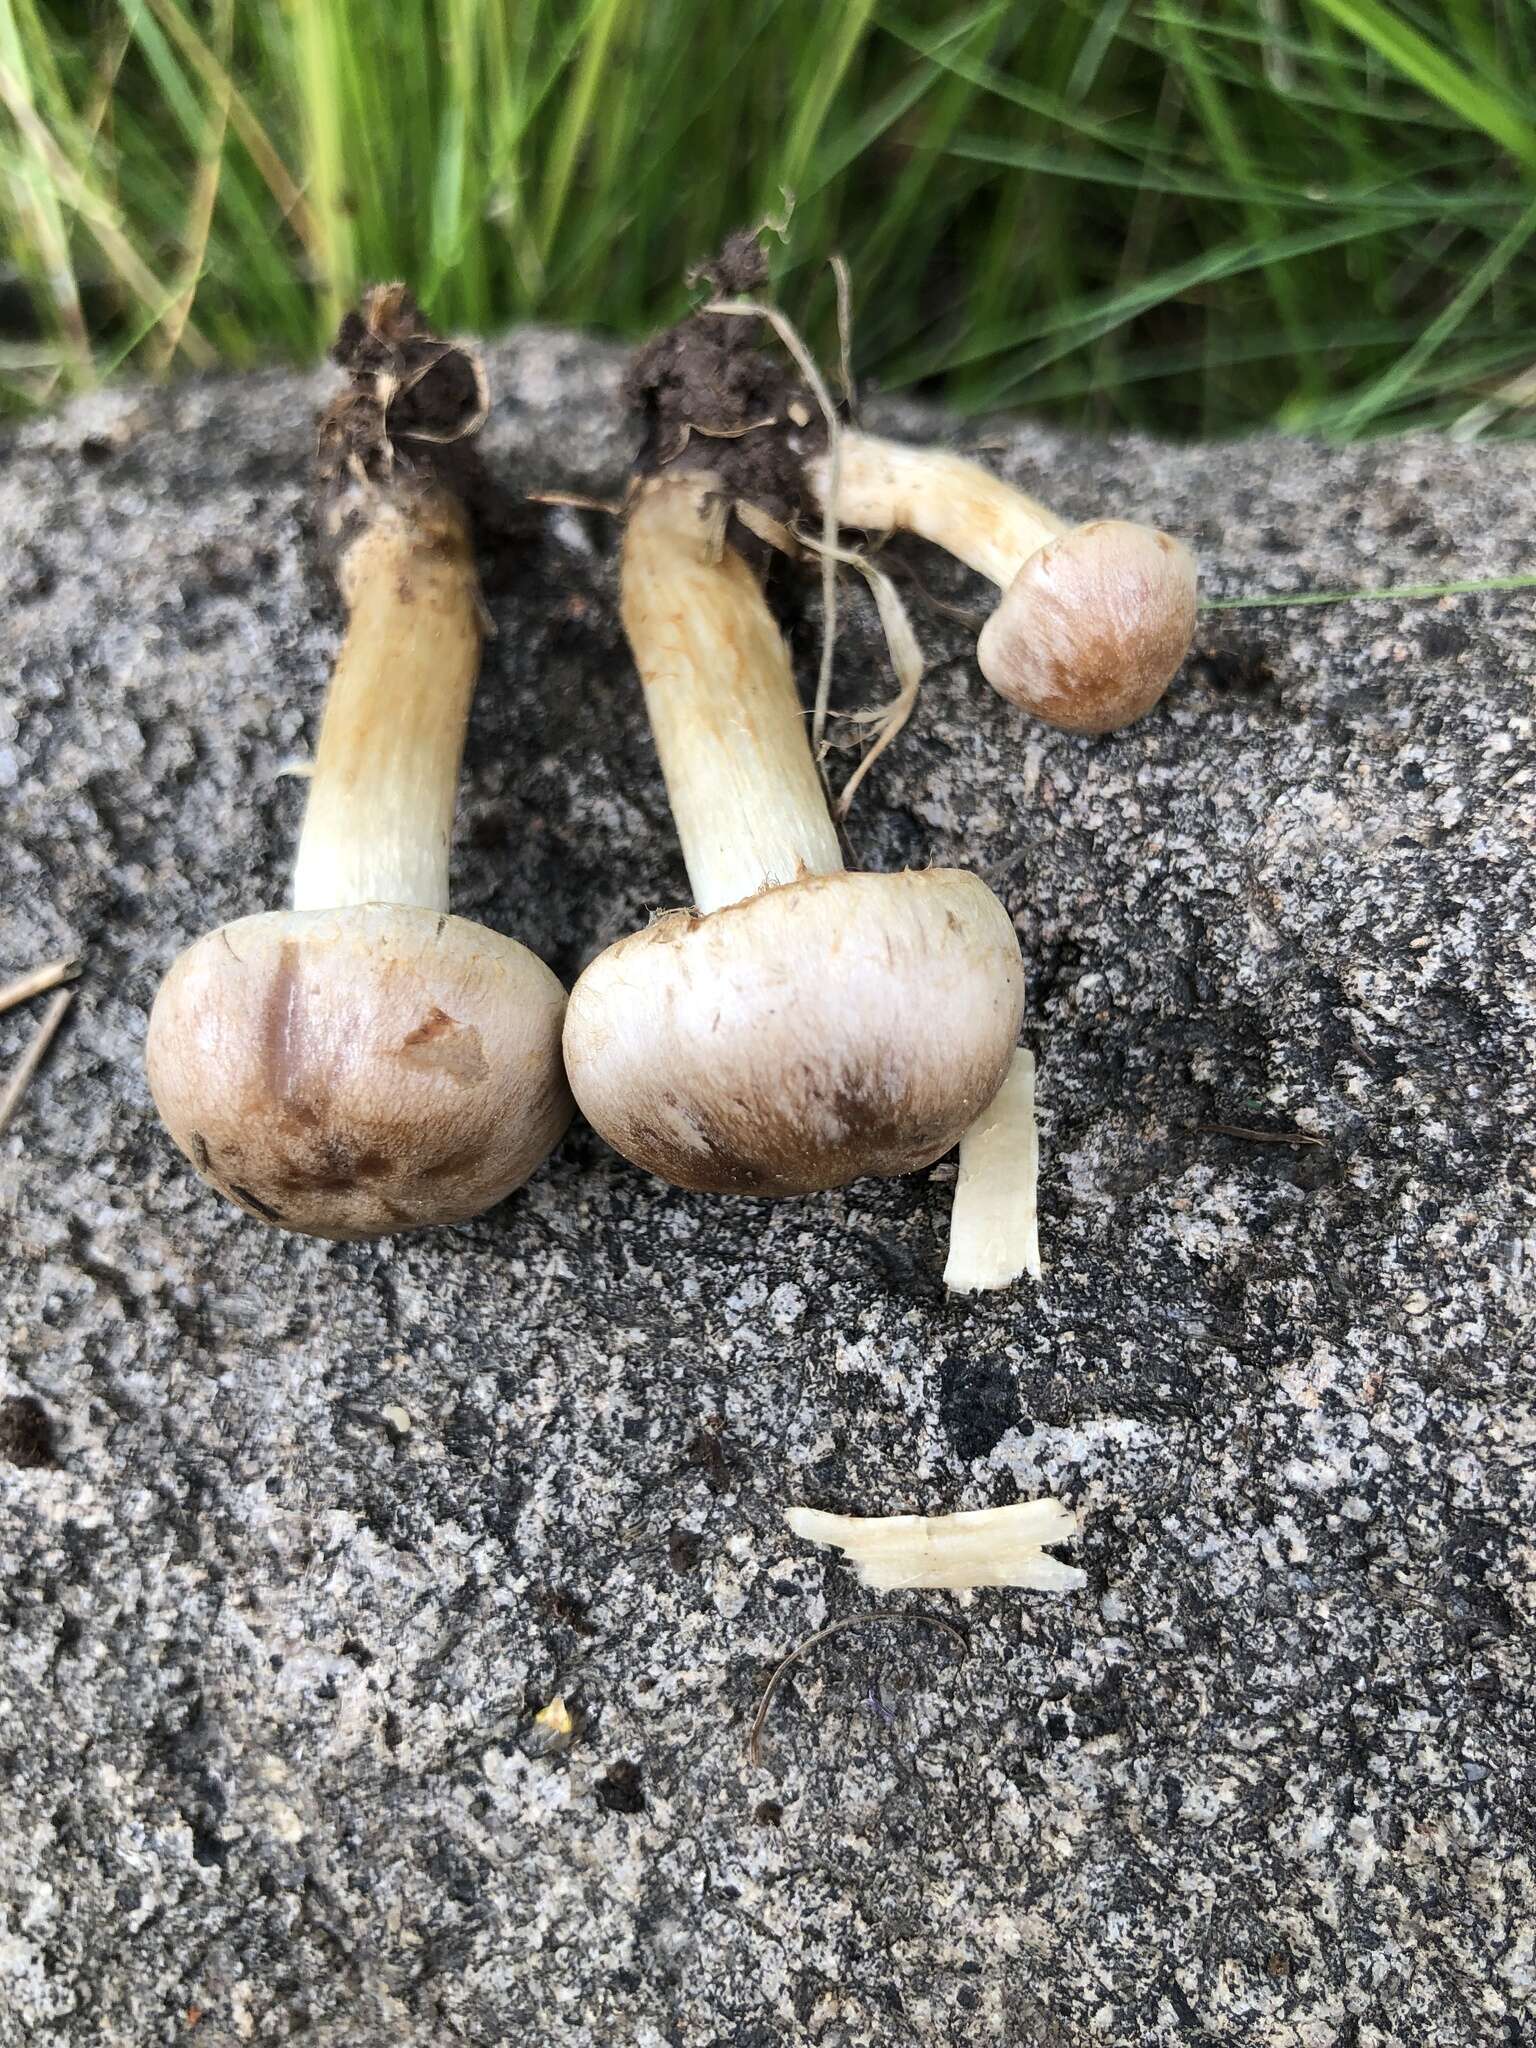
[621,473,844,914]
[785,1498,1084,1592]
[810,431,1066,591]
[944,1046,1041,1292]
[291,493,481,914]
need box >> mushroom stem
[812,431,1065,591]
[622,473,844,915]
[291,492,480,914]
[943,1046,1041,1293]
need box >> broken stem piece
[944,1046,1042,1293]
[786,1497,1083,1592]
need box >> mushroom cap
[563,869,1024,1196]
[976,519,1197,734]
[146,904,571,1239]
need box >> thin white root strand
[731,499,924,818]
[790,526,923,819]
[944,1047,1042,1294]
[786,1498,1084,1593]
[704,295,841,760]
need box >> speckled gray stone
[2,332,1534,2048]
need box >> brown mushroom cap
[976,519,1198,734]
[563,870,1024,1196]
[146,904,572,1239]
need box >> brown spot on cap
[398,1007,488,1086]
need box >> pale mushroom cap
[976,519,1198,734]
[146,905,572,1239]
[563,869,1024,1196]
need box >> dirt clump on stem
[625,234,822,541]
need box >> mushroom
[146,287,571,1239]
[562,458,1024,1193]
[806,432,1197,733]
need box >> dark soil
[318,283,532,573]
[625,232,824,543]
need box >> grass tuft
[1,1,1533,437]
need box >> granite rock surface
[1,332,1533,2046]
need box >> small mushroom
[808,433,1197,733]
[146,287,571,1239]
[562,469,1024,1195]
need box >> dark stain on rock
[594,1759,645,1815]
[939,1350,1020,1463]
[0,1394,58,1469]
[228,1183,284,1223]
[685,1427,732,1495]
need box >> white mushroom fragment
[786,1498,1085,1592]
[146,287,571,1239]
[808,432,1197,733]
[944,1046,1042,1293]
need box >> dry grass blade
[747,1609,967,1768]
[149,0,233,377]
[526,490,625,517]
[0,958,79,1017]
[1196,1122,1325,1148]
[0,988,74,1138]
[831,252,855,412]
[140,0,318,258]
